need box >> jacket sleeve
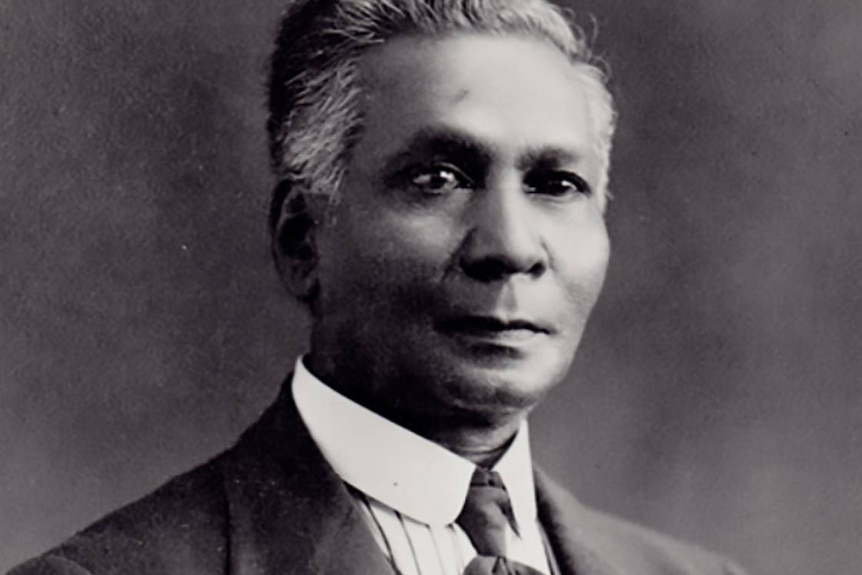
[8,555,93,575]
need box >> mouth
[435,315,550,347]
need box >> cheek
[375,204,461,260]
[319,210,459,309]
[549,215,610,311]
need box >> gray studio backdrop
[2,1,860,573]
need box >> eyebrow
[381,126,493,175]
[381,125,587,179]
[517,146,581,172]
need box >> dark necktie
[456,467,545,575]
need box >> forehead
[352,33,601,173]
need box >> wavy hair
[267,0,616,234]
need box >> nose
[457,182,547,282]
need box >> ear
[272,183,320,304]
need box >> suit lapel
[535,469,625,575]
[216,376,626,575]
[218,380,396,575]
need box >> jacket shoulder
[578,504,747,575]
[536,469,747,575]
[9,457,230,575]
[9,555,93,575]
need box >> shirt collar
[291,356,538,528]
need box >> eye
[409,164,473,194]
[524,170,592,199]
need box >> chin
[418,352,568,418]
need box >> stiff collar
[291,357,539,529]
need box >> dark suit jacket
[10,383,746,575]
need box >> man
[10,1,746,574]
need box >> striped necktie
[456,467,545,575]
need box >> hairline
[268,1,617,235]
[282,31,613,205]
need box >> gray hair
[267,0,616,232]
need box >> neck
[365,398,528,467]
[303,351,532,467]
[429,422,523,467]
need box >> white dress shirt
[292,357,551,575]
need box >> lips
[435,315,550,347]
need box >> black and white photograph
[2,1,860,574]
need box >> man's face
[306,33,610,429]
